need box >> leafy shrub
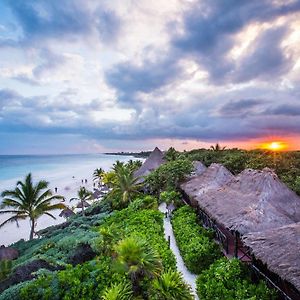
[128,195,158,210]
[20,258,122,300]
[0,281,31,300]
[159,190,183,208]
[101,208,176,271]
[196,258,276,300]
[172,206,221,274]
[146,159,193,193]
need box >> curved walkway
[159,203,199,300]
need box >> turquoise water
[0,154,133,181]
[0,154,137,203]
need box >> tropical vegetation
[196,258,276,299]
[0,173,65,240]
[171,206,221,274]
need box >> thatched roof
[0,245,19,261]
[181,163,234,198]
[243,222,300,291]
[191,161,207,176]
[134,147,165,181]
[59,207,75,218]
[182,167,300,234]
[76,201,91,208]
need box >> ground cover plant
[196,258,276,300]
[171,206,222,274]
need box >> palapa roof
[181,163,234,197]
[59,207,75,218]
[182,167,300,234]
[0,245,19,261]
[243,222,300,291]
[134,147,165,181]
[191,161,207,176]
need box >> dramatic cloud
[0,0,300,153]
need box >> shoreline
[0,154,138,246]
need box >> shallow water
[0,154,138,245]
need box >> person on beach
[55,187,58,193]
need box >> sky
[0,0,300,154]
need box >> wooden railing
[250,265,293,300]
[197,207,229,254]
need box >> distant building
[134,147,165,183]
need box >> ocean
[0,154,139,245]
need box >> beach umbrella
[59,207,75,218]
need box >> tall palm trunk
[29,218,35,240]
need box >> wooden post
[168,236,170,247]
[234,231,239,258]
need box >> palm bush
[102,282,133,300]
[114,236,163,295]
[151,269,194,300]
[0,173,65,240]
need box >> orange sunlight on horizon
[259,141,288,151]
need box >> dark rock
[0,246,19,261]
[67,243,96,266]
[0,259,64,292]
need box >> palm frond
[0,214,27,229]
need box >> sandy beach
[0,154,137,246]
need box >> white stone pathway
[159,203,199,300]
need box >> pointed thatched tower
[134,147,165,182]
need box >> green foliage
[0,281,31,300]
[146,159,193,193]
[106,161,143,210]
[196,258,276,300]
[101,208,176,271]
[20,258,120,300]
[159,190,182,208]
[128,195,158,211]
[102,282,133,300]
[172,206,221,274]
[0,260,12,281]
[151,269,194,300]
[164,147,179,162]
[10,205,110,270]
[114,236,162,293]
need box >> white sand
[0,155,137,246]
[0,171,95,246]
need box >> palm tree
[70,186,92,216]
[210,143,226,151]
[101,282,133,300]
[0,173,65,240]
[93,168,104,185]
[112,164,142,205]
[115,236,162,295]
[151,269,194,300]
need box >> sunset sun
[261,141,287,151]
